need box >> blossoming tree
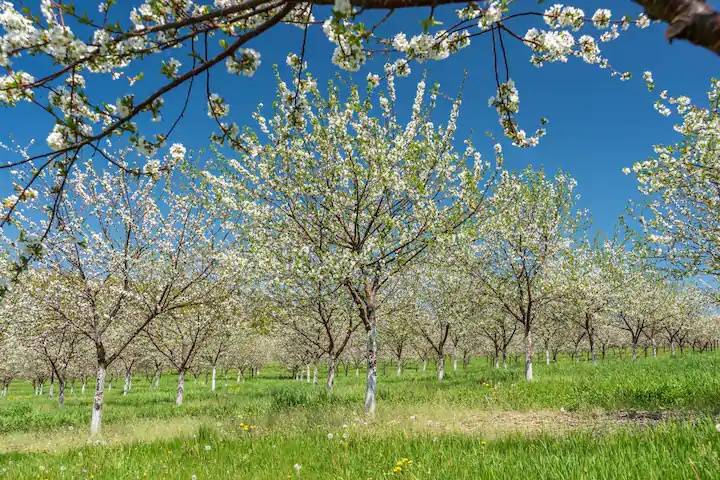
[0,0,715,250]
[207,65,494,413]
[627,79,720,286]
[461,167,581,381]
[11,158,234,435]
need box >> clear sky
[0,1,717,238]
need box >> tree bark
[524,328,533,382]
[211,366,217,392]
[123,372,131,396]
[58,380,66,407]
[90,364,106,437]
[176,369,185,406]
[437,353,445,381]
[326,357,336,392]
[365,324,378,416]
[636,0,720,54]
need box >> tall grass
[1,352,719,478]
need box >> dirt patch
[363,407,696,438]
[612,409,691,426]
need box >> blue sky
[1,1,718,238]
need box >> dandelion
[293,463,302,474]
[391,457,413,475]
[204,445,212,451]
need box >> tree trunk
[631,342,638,361]
[437,353,445,381]
[365,324,378,416]
[123,372,131,396]
[524,328,534,382]
[211,366,217,392]
[670,340,676,356]
[589,336,597,364]
[396,360,402,376]
[90,364,106,437]
[176,369,185,406]
[452,355,458,371]
[306,364,310,383]
[422,359,427,371]
[545,348,550,366]
[58,379,66,407]
[326,357,336,392]
[312,365,318,385]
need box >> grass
[0,351,719,478]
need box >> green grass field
[1,352,720,479]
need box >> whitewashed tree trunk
[396,361,402,376]
[452,356,458,371]
[422,359,427,371]
[670,341,676,356]
[306,364,311,383]
[48,382,54,399]
[631,342,638,361]
[524,329,533,382]
[437,354,445,381]
[652,339,657,357]
[123,373,131,396]
[365,324,378,416]
[354,368,359,377]
[90,364,106,437]
[312,365,318,385]
[326,358,336,392]
[58,380,66,407]
[211,366,217,392]
[176,369,185,406]
[81,380,86,395]
[590,339,597,364]
[545,349,550,365]
[494,355,500,369]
